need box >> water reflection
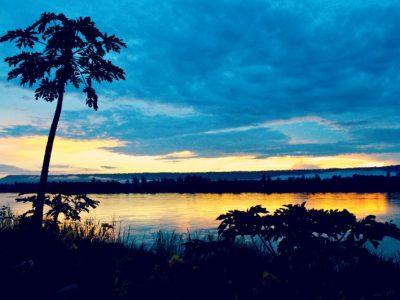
[2,192,399,235]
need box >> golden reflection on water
[84,193,398,233]
[0,192,398,234]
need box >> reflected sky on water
[2,192,400,235]
[2,192,400,254]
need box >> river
[1,192,400,254]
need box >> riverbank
[1,205,400,300]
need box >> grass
[1,206,400,300]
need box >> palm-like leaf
[217,202,400,256]
[1,12,126,109]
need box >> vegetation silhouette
[3,174,400,194]
[16,193,98,232]
[0,12,126,229]
[1,202,400,299]
[217,203,400,256]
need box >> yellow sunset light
[0,135,395,175]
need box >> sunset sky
[1,0,400,176]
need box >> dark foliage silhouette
[0,12,126,229]
[217,203,400,256]
[16,193,98,230]
[2,174,400,194]
[1,203,400,299]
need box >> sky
[1,0,400,176]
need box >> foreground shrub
[16,193,99,231]
[217,202,400,256]
[0,203,400,300]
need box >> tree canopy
[0,12,126,110]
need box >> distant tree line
[2,174,400,194]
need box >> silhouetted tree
[131,177,139,185]
[0,13,126,229]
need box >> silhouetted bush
[217,203,400,256]
[16,193,98,231]
[0,203,400,300]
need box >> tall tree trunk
[34,87,64,230]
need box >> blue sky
[1,0,400,175]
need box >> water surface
[2,192,400,235]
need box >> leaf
[0,28,39,48]
[102,33,127,53]
[83,85,98,110]
[35,78,59,102]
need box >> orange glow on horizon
[0,135,397,176]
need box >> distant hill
[1,165,399,184]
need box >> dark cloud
[101,166,117,170]
[353,128,400,145]
[1,1,400,158]
[0,125,48,137]
[51,164,70,168]
[0,164,32,175]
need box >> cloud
[103,97,196,117]
[203,116,342,135]
[0,164,32,176]
[51,164,71,169]
[158,150,198,160]
[0,135,396,176]
[291,163,320,170]
[353,128,400,145]
[1,1,400,165]
[101,165,117,170]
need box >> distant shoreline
[2,164,400,183]
[2,174,400,194]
